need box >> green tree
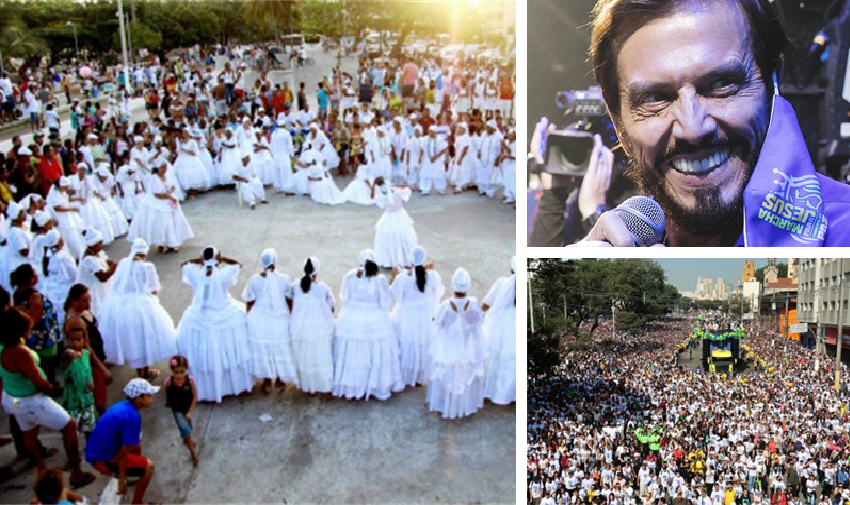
[243,0,298,50]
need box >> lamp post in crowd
[67,21,79,63]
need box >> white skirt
[342,176,375,205]
[217,151,240,186]
[310,176,345,205]
[177,302,254,403]
[271,155,294,193]
[127,199,194,249]
[290,304,334,393]
[427,326,487,419]
[80,200,116,245]
[173,154,211,191]
[293,169,311,195]
[332,304,403,400]
[374,209,418,268]
[483,305,516,405]
[102,197,129,237]
[254,155,275,186]
[246,307,298,383]
[99,293,178,369]
[199,148,218,184]
[391,301,434,387]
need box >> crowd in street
[528,320,850,505]
[0,42,516,504]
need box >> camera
[541,86,610,177]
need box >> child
[62,317,98,437]
[33,468,84,505]
[164,355,199,466]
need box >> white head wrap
[131,238,149,256]
[304,256,320,276]
[82,227,103,247]
[44,228,62,249]
[261,248,277,270]
[17,147,32,156]
[58,176,70,187]
[133,135,144,143]
[87,133,98,141]
[96,165,110,177]
[7,201,23,220]
[457,122,468,132]
[486,119,497,129]
[412,246,427,267]
[34,210,51,228]
[358,249,376,267]
[452,267,471,293]
[20,195,31,212]
[414,125,423,135]
[77,162,88,173]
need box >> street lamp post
[66,21,79,63]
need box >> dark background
[527,0,598,150]
[526,0,850,179]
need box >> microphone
[614,196,666,246]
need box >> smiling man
[563,0,850,247]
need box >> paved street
[0,46,516,504]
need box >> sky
[654,259,787,293]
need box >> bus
[280,34,305,48]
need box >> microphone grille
[614,196,666,247]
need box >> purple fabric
[736,95,850,246]
[742,95,826,246]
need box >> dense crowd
[528,320,850,505]
[0,42,516,504]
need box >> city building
[765,258,779,284]
[743,260,755,283]
[797,258,850,355]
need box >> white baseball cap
[124,378,160,398]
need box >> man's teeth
[671,148,730,174]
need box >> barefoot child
[33,467,85,505]
[62,318,98,438]
[164,355,199,466]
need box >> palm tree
[243,0,299,52]
[0,20,50,72]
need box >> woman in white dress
[29,211,53,293]
[75,228,116,315]
[333,249,403,401]
[242,248,298,394]
[427,267,487,419]
[499,129,517,205]
[98,238,178,380]
[341,154,377,205]
[192,128,217,185]
[40,230,77,326]
[289,257,335,394]
[450,123,473,193]
[406,126,424,188]
[69,164,115,245]
[306,150,345,205]
[292,150,314,196]
[252,130,275,186]
[389,246,445,387]
[115,157,146,220]
[173,128,211,196]
[177,247,253,403]
[482,256,516,405]
[1,202,33,293]
[45,177,85,259]
[373,177,418,269]
[270,120,295,193]
[93,164,129,238]
[128,159,194,254]
[217,129,241,186]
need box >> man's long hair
[589,0,789,118]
